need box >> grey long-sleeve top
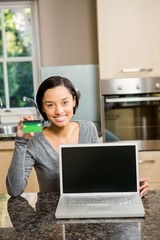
[6,120,99,197]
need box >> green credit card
[23,120,42,133]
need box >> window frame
[0,0,40,115]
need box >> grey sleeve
[6,137,35,197]
[79,121,99,144]
[91,122,99,143]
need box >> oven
[100,77,160,151]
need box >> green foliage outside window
[0,5,35,108]
[8,62,34,107]
[0,12,2,57]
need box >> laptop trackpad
[88,206,112,213]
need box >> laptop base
[55,196,145,219]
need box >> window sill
[0,108,37,124]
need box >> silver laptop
[55,142,145,219]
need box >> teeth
[55,116,65,121]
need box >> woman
[6,76,148,197]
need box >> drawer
[138,151,160,183]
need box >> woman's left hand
[139,177,149,198]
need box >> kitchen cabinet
[96,0,160,79]
[138,151,160,190]
[0,141,39,193]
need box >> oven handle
[105,96,160,103]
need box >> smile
[54,115,66,122]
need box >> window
[0,1,39,110]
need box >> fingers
[139,179,149,198]
[22,116,36,121]
[140,187,148,198]
[16,116,36,139]
[139,177,149,184]
[140,188,148,198]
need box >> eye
[47,103,53,108]
[62,101,68,105]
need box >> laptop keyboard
[68,196,133,206]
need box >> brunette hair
[36,76,79,121]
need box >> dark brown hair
[36,76,79,121]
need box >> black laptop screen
[61,145,137,193]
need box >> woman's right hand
[16,116,36,139]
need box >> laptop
[55,142,145,219]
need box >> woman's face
[42,86,76,127]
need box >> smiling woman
[5,76,149,198]
[0,1,39,110]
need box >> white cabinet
[138,151,160,190]
[96,0,160,79]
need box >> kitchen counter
[0,191,160,239]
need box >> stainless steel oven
[100,77,160,151]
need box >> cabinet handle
[139,159,155,164]
[122,68,153,73]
